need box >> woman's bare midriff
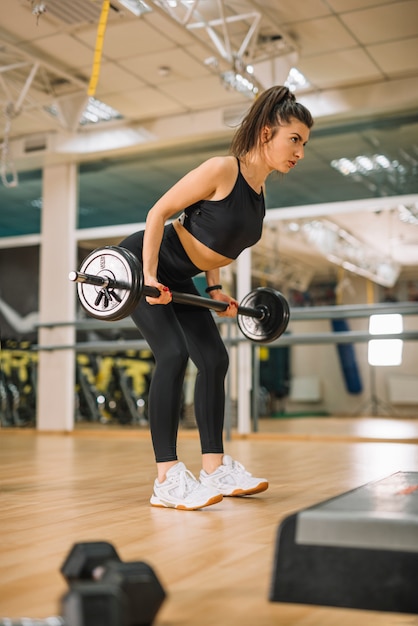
[173,219,233,271]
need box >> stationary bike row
[75,352,152,426]
[0,341,37,427]
[0,342,152,427]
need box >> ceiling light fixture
[330,153,413,195]
[220,56,262,99]
[45,97,123,128]
[284,67,309,92]
[79,98,123,125]
[220,67,261,99]
[284,218,401,287]
[398,203,418,226]
[117,0,152,16]
[331,154,398,176]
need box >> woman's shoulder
[199,155,238,177]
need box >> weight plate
[77,246,143,321]
[237,287,290,343]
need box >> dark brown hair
[230,86,314,157]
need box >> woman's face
[263,118,311,174]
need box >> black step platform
[270,472,418,614]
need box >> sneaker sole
[222,481,269,497]
[150,493,223,510]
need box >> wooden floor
[2,417,418,625]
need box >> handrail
[32,330,418,352]
[35,301,418,330]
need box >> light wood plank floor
[2,418,418,625]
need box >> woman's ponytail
[230,85,313,157]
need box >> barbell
[69,246,290,343]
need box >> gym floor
[2,417,418,625]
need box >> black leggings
[120,225,229,462]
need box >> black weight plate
[237,287,290,343]
[77,246,143,321]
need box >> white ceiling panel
[77,19,174,60]
[181,42,231,70]
[145,11,201,47]
[368,37,418,75]
[340,0,418,44]
[104,86,186,119]
[290,16,359,56]
[119,48,211,85]
[299,49,383,88]
[0,0,57,40]
[261,0,331,22]
[33,33,94,69]
[326,0,397,11]
[89,62,146,95]
[157,75,244,109]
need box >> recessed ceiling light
[117,0,152,17]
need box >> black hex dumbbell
[61,541,166,626]
[1,581,126,626]
[1,541,166,626]
[60,541,122,583]
[62,581,128,626]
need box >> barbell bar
[69,246,290,343]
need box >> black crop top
[178,158,265,259]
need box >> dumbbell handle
[69,270,266,320]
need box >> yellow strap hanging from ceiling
[366,279,375,305]
[88,0,110,97]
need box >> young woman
[121,85,313,510]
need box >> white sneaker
[150,462,223,510]
[199,455,269,497]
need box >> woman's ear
[261,126,272,144]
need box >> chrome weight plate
[76,246,143,321]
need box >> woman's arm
[142,157,235,304]
[205,268,239,318]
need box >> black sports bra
[178,159,265,259]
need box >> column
[236,248,252,434]
[36,163,77,431]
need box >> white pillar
[37,163,77,431]
[236,248,252,434]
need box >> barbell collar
[69,270,131,291]
[237,304,266,320]
[69,270,118,290]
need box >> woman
[121,85,313,511]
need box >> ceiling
[1,0,418,291]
